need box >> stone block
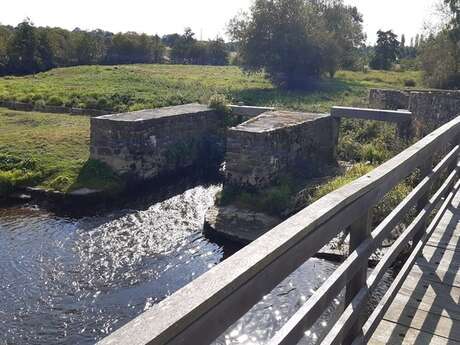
[225,111,338,189]
[90,104,225,180]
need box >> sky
[0,0,443,44]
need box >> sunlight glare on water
[0,183,393,345]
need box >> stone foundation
[90,104,225,180]
[225,111,338,189]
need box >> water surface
[0,184,392,345]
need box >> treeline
[0,20,230,76]
[366,30,425,71]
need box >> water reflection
[0,185,222,345]
[0,183,393,345]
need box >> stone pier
[225,110,339,189]
[90,104,225,180]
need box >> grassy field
[0,64,422,198]
[0,64,422,113]
[0,108,120,196]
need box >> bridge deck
[370,188,460,345]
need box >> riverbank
[0,107,122,201]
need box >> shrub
[49,175,72,191]
[209,94,230,113]
[404,79,416,87]
[47,95,64,106]
[360,143,389,164]
[34,99,46,109]
[337,136,363,162]
[18,94,33,103]
[96,97,111,110]
[0,169,42,197]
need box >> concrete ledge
[229,105,275,119]
[331,106,412,124]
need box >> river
[0,182,393,345]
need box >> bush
[49,175,72,191]
[34,99,46,109]
[337,136,363,162]
[0,169,42,197]
[404,79,416,87]
[209,94,230,114]
[360,143,389,164]
[47,95,64,106]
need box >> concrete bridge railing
[331,106,413,138]
[97,115,460,345]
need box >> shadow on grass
[69,159,124,195]
[229,77,365,110]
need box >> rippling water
[0,184,393,345]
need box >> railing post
[343,209,372,345]
[413,156,434,245]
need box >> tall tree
[0,26,12,74]
[206,38,228,65]
[6,20,42,74]
[170,28,197,64]
[228,0,364,89]
[370,30,400,70]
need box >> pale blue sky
[1,0,441,43]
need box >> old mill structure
[90,104,225,180]
[225,111,338,188]
[90,104,345,187]
[90,101,414,190]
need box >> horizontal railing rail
[98,115,460,345]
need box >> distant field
[0,64,422,113]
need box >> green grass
[0,65,422,113]
[0,108,121,197]
[0,65,422,198]
[312,163,414,225]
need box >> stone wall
[0,100,110,116]
[410,91,460,136]
[369,89,410,110]
[225,111,338,189]
[90,104,225,180]
[369,88,460,136]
